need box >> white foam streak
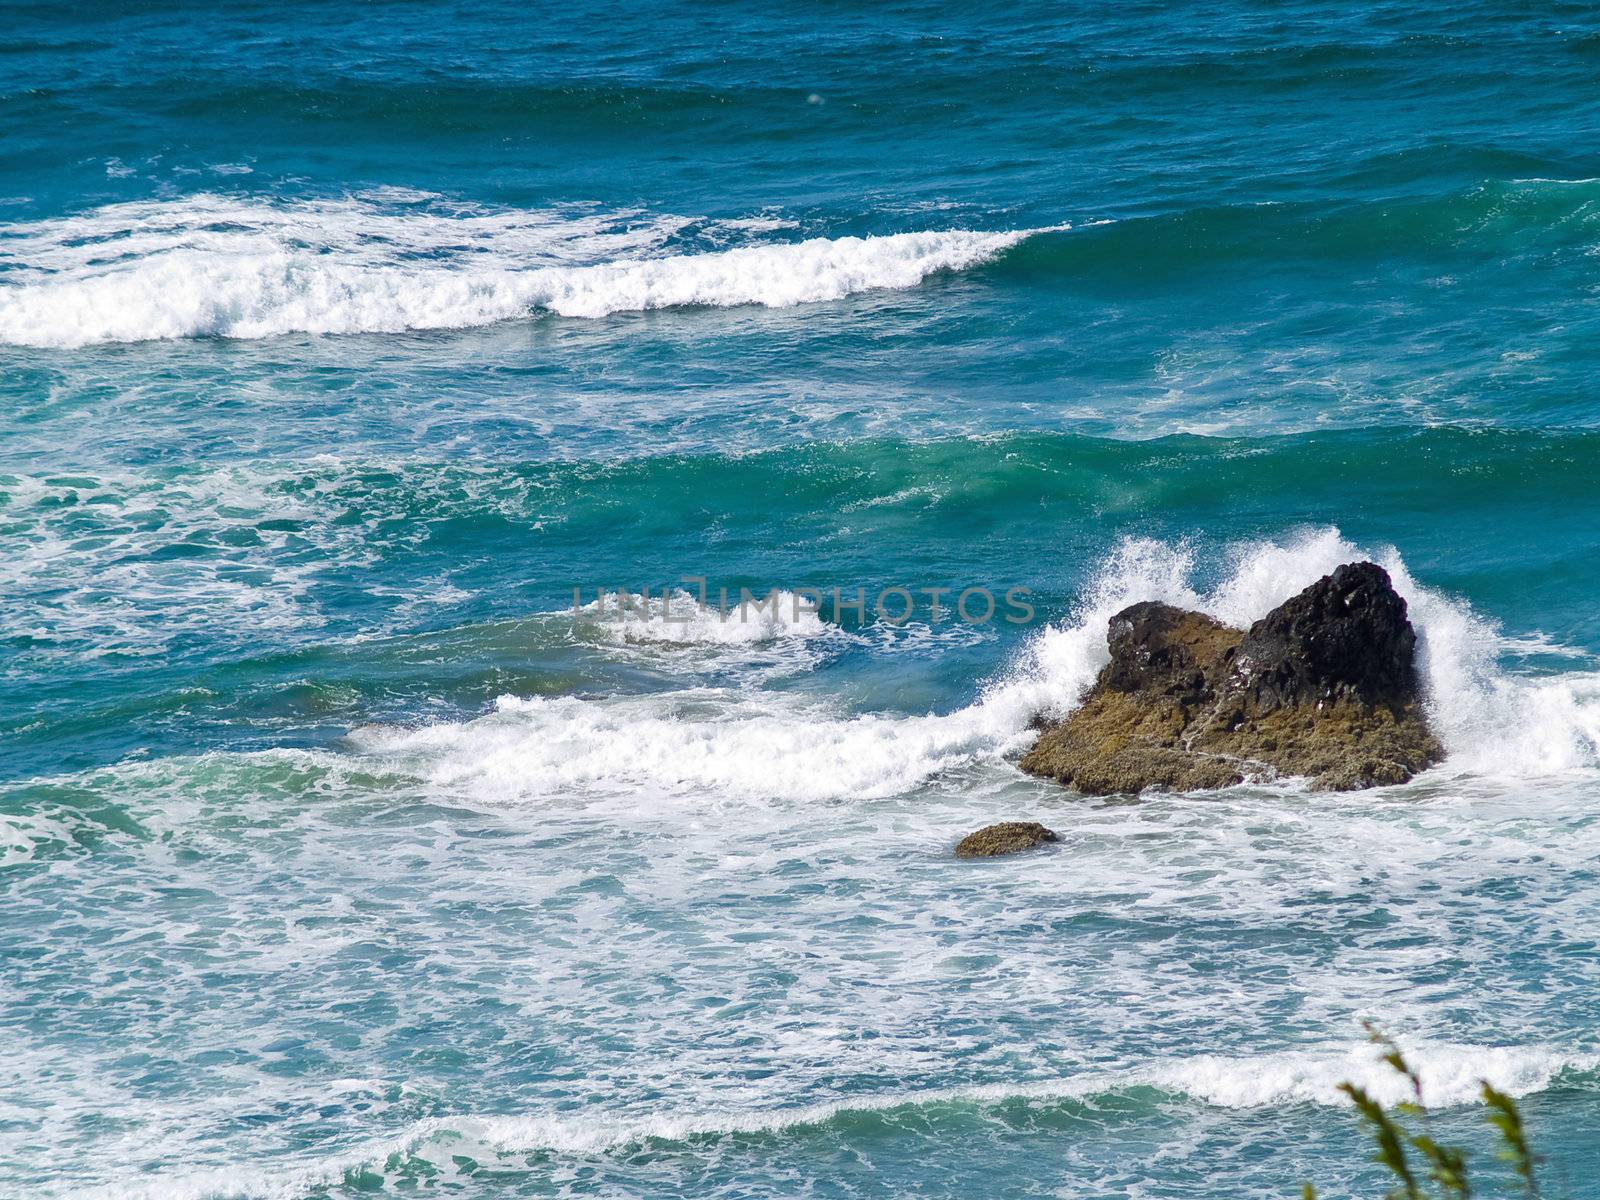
[0,195,1044,346]
[530,227,1032,319]
[82,1042,1598,1200]
[352,692,994,803]
[446,1042,1594,1153]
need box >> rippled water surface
[4,3,1600,1197]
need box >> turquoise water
[5,3,1600,1196]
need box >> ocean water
[5,2,1600,1196]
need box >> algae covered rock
[954,821,1059,858]
[1019,563,1444,795]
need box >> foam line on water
[443,1040,1598,1150]
[78,1041,1599,1200]
[350,690,999,803]
[0,194,1053,346]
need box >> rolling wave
[81,1040,1600,1200]
[6,427,1598,688]
[7,177,1595,350]
[0,195,1054,347]
[413,1040,1600,1149]
[992,176,1600,276]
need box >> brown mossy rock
[1019,688,1249,794]
[1188,697,1442,791]
[1019,563,1445,795]
[955,821,1060,858]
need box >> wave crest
[86,1041,1598,1200]
[0,195,1050,347]
[434,1040,1597,1156]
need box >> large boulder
[1019,563,1445,794]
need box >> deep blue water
[4,3,1600,1197]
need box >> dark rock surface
[1225,561,1421,711]
[1019,563,1445,794]
[955,822,1060,858]
[1102,601,1239,701]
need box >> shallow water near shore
[6,2,1600,1197]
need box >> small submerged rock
[955,821,1060,858]
[1019,562,1445,795]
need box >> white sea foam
[0,463,337,664]
[75,1041,1598,1200]
[0,194,1048,347]
[0,810,73,867]
[350,690,996,803]
[436,1040,1597,1153]
[352,527,1600,804]
[1499,631,1596,661]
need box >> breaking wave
[350,527,1600,804]
[0,194,1053,347]
[81,1040,1600,1200]
[424,1040,1600,1149]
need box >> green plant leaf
[1481,1082,1538,1198]
[1341,1082,1422,1200]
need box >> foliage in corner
[1302,1022,1545,1200]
